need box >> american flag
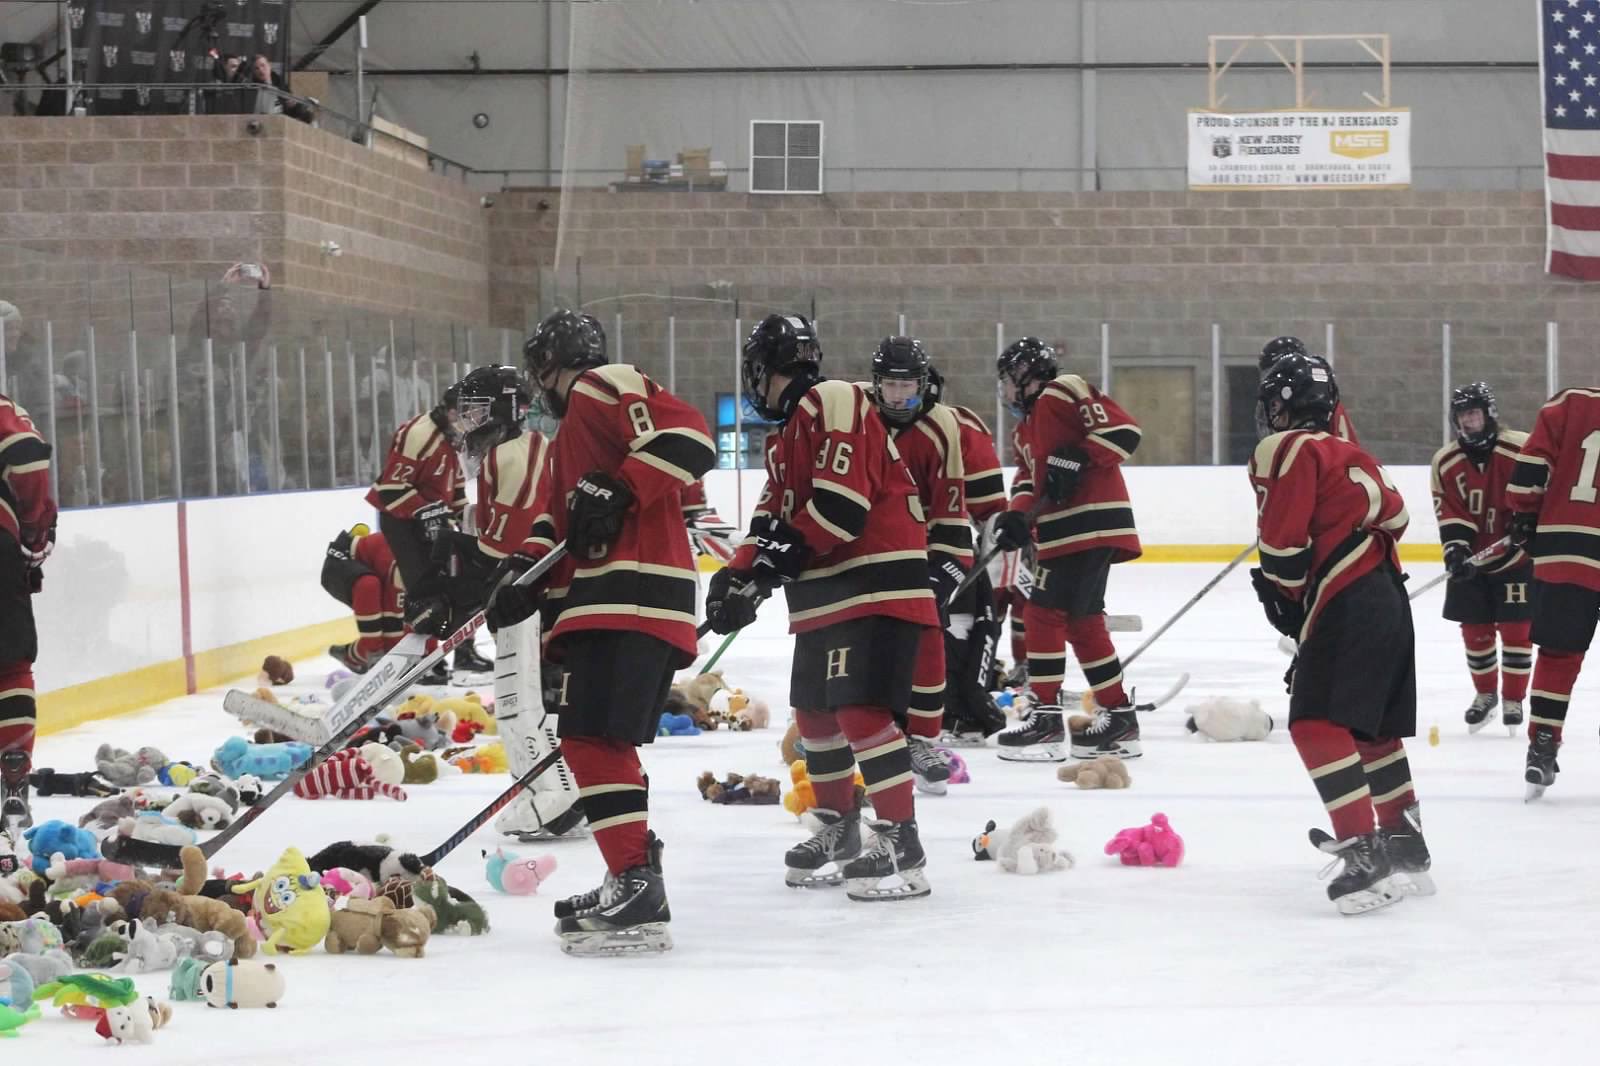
[1542,0,1600,279]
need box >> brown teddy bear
[381,903,434,958]
[260,656,295,686]
[779,719,802,764]
[324,896,391,955]
[1056,755,1131,790]
[696,771,782,805]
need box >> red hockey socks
[351,574,388,660]
[836,705,914,822]
[906,627,946,739]
[1065,613,1129,709]
[1529,647,1585,742]
[1460,622,1498,696]
[1498,621,1533,702]
[1290,718,1375,841]
[1354,737,1415,830]
[794,709,859,813]
[560,736,648,874]
[1023,601,1068,704]
[0,660,36,756]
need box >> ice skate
[1524,727,1560,802]
[1002,661,1028,690]
[1464,692,1497,734]
[0,750,32,844]
[1501,698,1524,734]
[557,833,672,956]
[496,792,589,842]
[1379,803,1435,897]
[940,697,1008,747]
[908,736,951,795]
[451,642,495,685]
[415,659,450,687]
[553,883,603,921]
[1069,706,1143,760]
[1309,828,1404,916]
[996,702,1066,762]
[328,642,374,675]
[784,807,862,887]
[843,817,930,902]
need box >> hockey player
[1249,353,1429,914]
[1505,386,1600,799]
[320,525,405,673]
[1430,383,1531,735]
[706,313,938,901]
[928,365,1010,744]
[990,338,1144,762]
[0,391,56,835]
[1259,337,1358,444]
[486,309,715,954]
[364,370,497,683]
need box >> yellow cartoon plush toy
[232,847,331,955]
[782,759,866,818]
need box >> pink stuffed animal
[1103,812,1184,867]
[483,848,556,895]
[318,867,374,900]
[938,748,970,785]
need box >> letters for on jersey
[1508,388,1600,590]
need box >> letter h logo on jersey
[1032,565,1049,591]
[825,646,852,680]
[1504,582,1528,605]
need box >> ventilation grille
[749,120,823,194]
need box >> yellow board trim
[696,543,1445,570]
[37,617,357,737]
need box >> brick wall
[488,188,1594,465]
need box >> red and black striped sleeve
[0,398,56,548]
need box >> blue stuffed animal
[21,820,100,875]
[656,712,700,737]
[211,737,313,781]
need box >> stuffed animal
[211,737,312,780]
[21,820,99,874]
[186,773,242,812]
[77,794,137,831]
[483,848,556,895]
[380,904,433,958]
[0,958,33,1011]
[292,750,407,802]
[1104,812,1185,868]
[261,655,295,685]
[697,771,782,805]
[168,957,206,1002]
[941,748,970,785]
[432,692,495,736]
[782,759,866,818]
[1,949,74,986]
[449,743,507,774]
[233,775,265,807]
[972,808,1075,874]
[95,997,171,1044]
[382,700,456,751]
[33,973,139,1011]
[0,916,64,955]
[136,847,255,960]
[231,847,329,954]
[307,841,424,885]
[325,669,352,690]
[779,719,804,764]
[399,749,442,785]
[24,768,117,798]
[323,896,392,955]
[411,876,488,935]
[156,761,200,787]
[43,853,135,893]
[109,918,182,973]
[452,719,485,745]
[357,743,405,787]
[80,931,129,968]
[657,711,700,737]
[115,814,197,848]
[1184,698,1275,742]
[94,744,157,788]
[164,792,235,831]
[155,923,232,964]
[317,868,374,901]
[376,876,415,910]
[0,1001,40,1035]
[1057,755,1132,790]
[200,957,284,1008]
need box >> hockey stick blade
[104,545,568,869]
[222,690,333,745]
[1136,672,1191,712]
[418,745,566,867]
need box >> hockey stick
[418,745,566,867]
[696,629,742,674]
[103,545,569,868]
[947,496,1048,607]
[1122,540,1258,671]
[1407,536,1512,601]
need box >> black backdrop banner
[67,0,292,114]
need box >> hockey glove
[748,516,812,587]
[1443,543,1478,582]
[992,509,1032,552]
[567,470,635,556]
[705,567,762,635]
[930,556,966,614]
[414,500,452,545]
[1508,510,1537,550]
[405,592,453,637]
[30,768,118,798]
[1249,567,1305,639]
[484,554,544,632]
[1044,447,1089,503]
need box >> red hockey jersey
[1331,401,1359,446]
[1508,388,1600,591]
[522,365,716,663]
[1009,374,1142,563]
[949,405,1007,523]
[1430,429,1529,575]
[365,411,466,521]
[0,394,56,552]
[476,431,551,561]
[1250,430,1409,641]
[889,403,972,568]
[730,379,939,634]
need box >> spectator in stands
[204,53,247,115]
[244,54,313,124]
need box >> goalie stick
[103,545,568,868]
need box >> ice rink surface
[21,562,1600,1065]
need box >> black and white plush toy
[307,840,424,884]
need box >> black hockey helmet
[1258,335,1308,372]
[925,364,946,406]
[1451,381,1500,454]
[447,364,531,458]
[523,309,605,417]
[871,336,932,425]
[997,337,1058,416]
[743,313,823,423]
[1257,352,1338,437]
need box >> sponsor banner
[1187,109,1411,189]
